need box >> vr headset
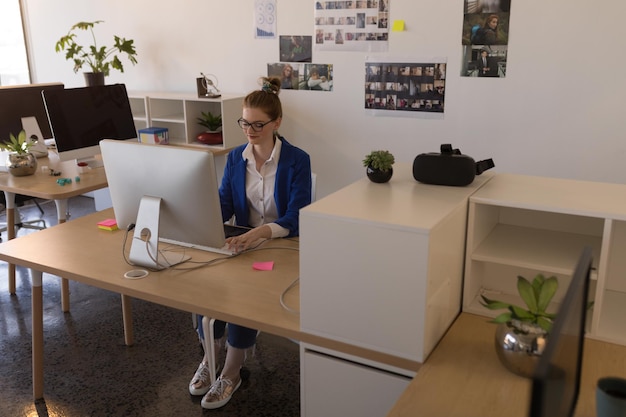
[413,144,494,186]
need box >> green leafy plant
[0,130,32,155]
[197,111,222,132]
[55,20,138,76]
[480,274,558,333]
[363,150,395,172]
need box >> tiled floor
[0,197,300,417]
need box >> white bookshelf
[127,91,246,150]
[463,173,626,346]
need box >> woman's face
[283,66,292,76]
[241,107,281,146]
[488,17,498,29]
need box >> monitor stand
[21,116,49,158]
[129,195,190,270]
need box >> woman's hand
[225,225,272,253]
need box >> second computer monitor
[529,247,593,417]
[43,84,136,166]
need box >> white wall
[23,0,626,198]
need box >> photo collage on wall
[267,62,334,91]
[365,62,446,113]
[460,0,512,78]
[314,0,390,52]
[267,35,333,91]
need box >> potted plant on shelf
[480,274,558,378]
[363,150,395,183]
[196,111,223,145]
[0,130,37,176]
[55,20,138,86]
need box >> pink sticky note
[253,261,274,271]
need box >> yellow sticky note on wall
[392,20,405,32]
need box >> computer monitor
[99,139,228,270]
[529,246,593,417]
[42,84,137,167]
[0,82,64,156]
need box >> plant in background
[0,130,32,154]
[55,20,138,76]
[197,111,222,132]
[481,274,558,333]
[363,150,395,172]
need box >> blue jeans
[196,315,257,349]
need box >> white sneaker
[200,375,242,409]
[189,362,212,396]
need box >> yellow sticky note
[392,20,405,32]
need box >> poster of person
[365,61,446,114]
[279,36,313,62]
[460,0,512,77]
[314,0,390,52]
[267,63,334,91]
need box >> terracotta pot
[197,131,223,145]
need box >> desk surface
[0,152,108,200]
[387,312,626,417]
[0,207,303,339]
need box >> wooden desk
[0,208,301,399]
[0,151,108,311]
[387,313,626,417]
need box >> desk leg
[31,269,44,400]
[121,294,134,346]
[54,199,71,313]
[4,191,16,294]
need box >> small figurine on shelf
[199,73,221,98]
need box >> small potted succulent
[480,274,558,377]
[363,150,395,183]
[55,20,138,86]
[0,130,37,176]
[196,111,223,145]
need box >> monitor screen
[0,82,64,143]
[42,84,136,166]
[100,139,226,269]
[529,247,593,417]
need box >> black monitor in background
[0,82,64,142]
[529,247,593,417]
[42,83,137,167]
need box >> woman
[188,76,312,410]
[280,64,298,90]
[473,14,499,45]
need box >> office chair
[0,194,47,242]
[197,173,317,384]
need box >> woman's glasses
[237,117,275,132]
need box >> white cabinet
[463,173,626,346]
[300,344,410,417]
[127,92,246,150]
[300,164,493,364]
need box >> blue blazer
[219,137,312,237]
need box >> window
[0,0,30,85]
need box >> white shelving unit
[463,173,626,346]
[127,91,246,150]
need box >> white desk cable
[122,228,300,311]
[280,276,300,314]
